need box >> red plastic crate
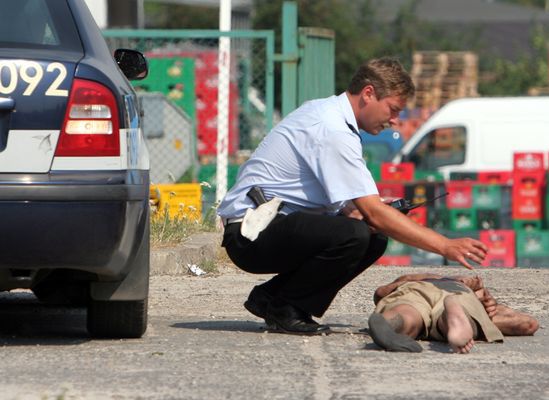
[408,206,427,226]
[479,230,516,268]
[446,181,473,209]
[477,171,512,185]
[376,255,412,266]
[377,182,405,201]
[512,172,544,219]
[380,162,415,182]
[513,152,545,172]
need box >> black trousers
[221,212,388,317]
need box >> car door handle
[0,97,15,112]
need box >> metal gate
[103,29,275,185]
[297,27,335,106]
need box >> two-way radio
[388,192,449,215]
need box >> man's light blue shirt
[217,92,378,218]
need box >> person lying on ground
[368,273,539,354]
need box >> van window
[405,126,466,169]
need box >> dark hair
[347,57,415,99]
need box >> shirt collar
[337,92,360,136]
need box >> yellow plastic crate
[150,183,202,221]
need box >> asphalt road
[0,265,547,400]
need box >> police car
[0,0,150,338]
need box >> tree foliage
[145,3,218,29]
[253,0,485,93]
[498,0,546,8]
[479,23,549,95]
[143,0,549,97]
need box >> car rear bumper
[0,170,149,277]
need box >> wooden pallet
[408,51,479,109]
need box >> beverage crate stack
[443,177,514,268]
[373,152,549,268]
[377,162,446,266]
[512,153,549,267]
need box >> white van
[392,97,549,178]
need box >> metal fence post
[281,1,298,117]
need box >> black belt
[222,217,244,227]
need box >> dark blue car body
[0,0,150,338]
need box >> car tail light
[55,79,120,156]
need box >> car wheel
[87,298,148,338]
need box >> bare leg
[492,304,539,336]
[382,305,425,338]
[368,304,424,353]
[438,295,475,354]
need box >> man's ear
[361,85,376,104]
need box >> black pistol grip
[247,186,268,207]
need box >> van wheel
[87,299,148,338]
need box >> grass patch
[150,202,219,247]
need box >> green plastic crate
[386,238,411,255]
[472,184,502,209]
[516,230,549,257]
[449,208,478,231]
[415,170,444,182]
[513,220,543,231]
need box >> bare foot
[442,295,475,354]
[492,304,539,336]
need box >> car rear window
[0,0,82,52]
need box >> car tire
[87,298,148,338]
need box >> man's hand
[441,238,488,270]
[475,287,498,318]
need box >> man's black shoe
[265,302,331,335]
[243,285,273,319]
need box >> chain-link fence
[104,30,275,212]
